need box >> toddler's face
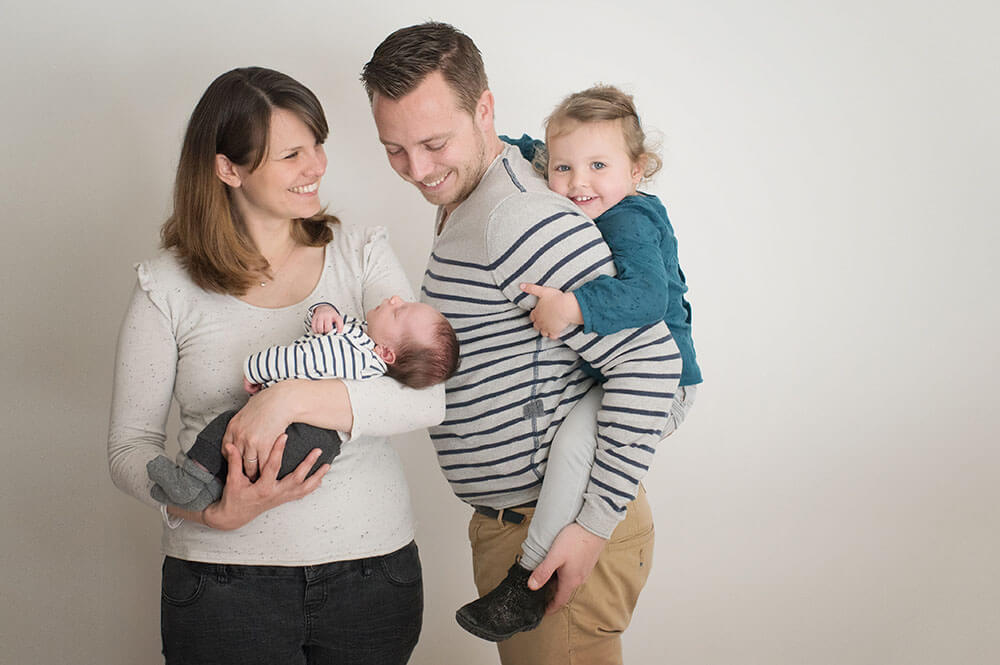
[366,296,443,350]
[546,119,642,219]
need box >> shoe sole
[455,609,542,643]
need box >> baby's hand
[311,304,344,335]
[519,283,584,339]
[243,377,261,395]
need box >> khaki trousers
[468,487,654,665]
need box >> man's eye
[592,161,606,170]
[426,143,446,152]
[385,146,403,156]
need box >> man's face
[371,71,491,214]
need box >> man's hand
[527,522,607,613]
[311,304,344,335]
[519,283,583,339]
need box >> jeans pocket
[378,541,422,587]
[161,557,207,607]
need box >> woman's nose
[307,144,327,177]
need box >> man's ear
[215,154,242,188]
[375,344,397,366]
[474,88,495,131]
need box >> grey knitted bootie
[455,563,555,642]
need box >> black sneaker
[455,563,555,642]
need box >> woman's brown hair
[161,67,337,295]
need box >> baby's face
[366,296,443,350]
[546,119,643,219]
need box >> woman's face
[229,108,328,225]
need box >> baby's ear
[375,344,397,365]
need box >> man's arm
[487,194,681,537]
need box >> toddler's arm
[539,200,672,337]
[518,283,583,339]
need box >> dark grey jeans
[161,541,423,665]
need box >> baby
[147,296,459,511]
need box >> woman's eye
[284,151,299,160]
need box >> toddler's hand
[243,377,261,395]
[311,304,344,335]
[519,283,584,339]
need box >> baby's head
[366,296,460,389]
[544,85,662,219]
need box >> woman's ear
[374,344,397,366]
[215,154,242,188]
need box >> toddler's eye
[552,164,570,172]
[592,161,606,170]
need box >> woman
[107,67,442,664]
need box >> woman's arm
[109,278,329,524]
[223,227,445,463]
[107,281,178,508]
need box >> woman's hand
[519,283,584,339]
[223,381,298,478]
[200,437,330,531]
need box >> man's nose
[407,152,433,182]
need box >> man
[362,22,681,665]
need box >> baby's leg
[146,456,222,505]
[146,410,235,506]
[279,423,341,478]
[520,384,602,570]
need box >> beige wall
[1,1,997,663]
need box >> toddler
[147,297,459,511]
[456,85,702,641]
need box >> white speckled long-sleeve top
[108,225,444,565]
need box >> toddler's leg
[455,385,603,643]
[520,384,603,570]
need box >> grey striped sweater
[420,145,682,537]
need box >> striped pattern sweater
[420,145,682,536]
[244,303,387,387]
